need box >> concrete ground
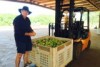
[0,26,100,67]
[0,26,48,67]
[71,29,100,67]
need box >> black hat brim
[19,9,32,15]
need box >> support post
[88,10,90,30]
[55,0,61,37]
[99,13,100,28]
[69,0,75,38]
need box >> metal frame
[50,0,90,38]
[55,0,75,38]
[55,0,61,37]
[88,10,90,30]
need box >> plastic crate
[29,36,73,67]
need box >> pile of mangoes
[33,37,67,48]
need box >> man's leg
[15,53,23,67]
[23,51,31,64]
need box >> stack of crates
[29,36,73,67]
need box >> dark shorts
[15,35,32,54]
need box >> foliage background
[0,14,55,26]
[0,11,99,28]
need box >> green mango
[33,37,67,47]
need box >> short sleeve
[25,18,33,32]
[13,15,33,35]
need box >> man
[13,6,36,67]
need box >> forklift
[49,0,91,59]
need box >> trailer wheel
[73,41,82,59]
[86,40,91,50]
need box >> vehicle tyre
[73,41,82,59]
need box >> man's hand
[25,32,36,36]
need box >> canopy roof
[7,0,100,11]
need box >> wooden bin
[29,36,73,67]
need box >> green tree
[0,14,55,26]
[0,14,16,26]
[30,14,55,25]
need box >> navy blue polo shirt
[13,15,33,44]
[13,15,33,35]
[13,14,33,53]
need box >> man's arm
[25,31,36,36]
